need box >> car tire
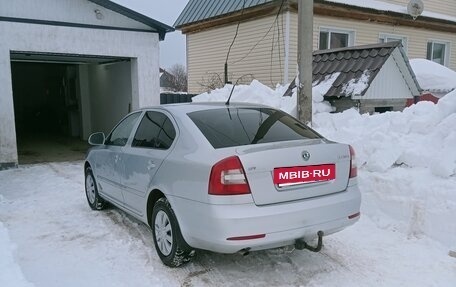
[85,166,106,210]
[152,197,194,267]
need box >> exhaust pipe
[238,248,250,256]
[295,231,324,252]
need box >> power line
[230,0,286,65]
[225,0,246,83]
[269,10,284,86]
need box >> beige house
[175,0,456,94]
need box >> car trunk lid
[236,140,350,206]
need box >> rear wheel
[152,197,194,267]
[85,167,106,210]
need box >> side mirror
[88,132,105,146]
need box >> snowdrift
[315,92,456,177]
[192,79,334,117]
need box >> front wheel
[152,197,194,267]
[85,167,106,210]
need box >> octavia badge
[302,151,310,161]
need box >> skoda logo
[302,151,310,161]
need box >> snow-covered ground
[1,81,456,286]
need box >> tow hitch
[295,231,324,252]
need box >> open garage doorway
[10,52,133,164]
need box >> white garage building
[0,0,173,169]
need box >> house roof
[174,0,275,28]
[174,0,456,30]
[313,41,421,97]
[159,68,176,89]
[326,0,456,24]
[88,0,174,40]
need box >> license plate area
[273,164,336,187]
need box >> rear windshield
[188,107,322,149]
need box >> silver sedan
[84,102,361,267]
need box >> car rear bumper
[171,184,361,254]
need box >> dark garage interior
[11,61,88,164]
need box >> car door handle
[147,160,156,170]
[114,155,120,163]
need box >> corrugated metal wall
[359,56,414,100]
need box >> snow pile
[410,58,456,93]
[192,79,335,116]
[316,101,455,242]
[312,74,338,113]
[314,90,456,177]
[0,221,34,287]
[313,90,456,248]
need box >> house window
[379,33,408,53]
[427,41,450,66]
[319,28,354,50]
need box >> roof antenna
[225,73,253,106]
[225,83,236,106]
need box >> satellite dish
[407,0,424,20]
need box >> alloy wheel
[154,210,173,256]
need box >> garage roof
[89,0,174,40]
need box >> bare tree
[198,72,255,93]
[169,64,188,92]
[198,72,225,92]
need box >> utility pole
[297,0,313,124]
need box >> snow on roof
[409,59,456,92]
[326,0,456,24]
[313,72,341,100]
[342,70,371,97]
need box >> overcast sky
[113,0,189,69]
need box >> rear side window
[132,111,176,150]
[105,112,141,146]
[188,108,321,149]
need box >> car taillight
[209,156,251,195]
[349,145,357,178]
